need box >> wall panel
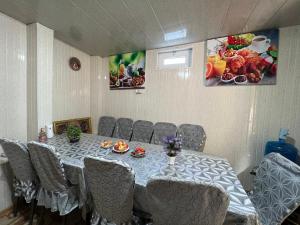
[53,39,91,121]
[0,12,27,211]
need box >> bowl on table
[112,140,129,153]
[100,140,113,149]
[131,147,146,158]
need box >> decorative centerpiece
[67,125,81,143]
[163,135,182,165]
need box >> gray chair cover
[27,141,78,215]
[177,124,206,152]
[131,120,154,143]
[0,138,37,203]
[113,118,134,140]
[250,153,300,225]
[84,157,135,225]
[146,176,229,225]
[98,116,116,137]
[151,122,177,145]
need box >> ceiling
[0,0,300,57]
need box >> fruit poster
[205,29,279,86]
[109,51,146,90]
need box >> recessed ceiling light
[164,29,187,41]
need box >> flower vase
[168,155,176,165]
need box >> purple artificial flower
[163,135,182,156]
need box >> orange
[206,62,214,79]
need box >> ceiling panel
[220,0,259,34]
[0,0,299,56]
[244,0,287,32]
[265,0,300,28]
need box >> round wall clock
[69,57,81,71]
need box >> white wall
[90,56,104,134]
[27,23,54,140]
[91,26,300,189]
[0,12,27,211]
[52,39,91,121]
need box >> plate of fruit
[131,147,145,158]
[113,140,129,153]
[100,140,113,149]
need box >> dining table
[46,133,259,225]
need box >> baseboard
[0,205,13,218]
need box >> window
[157,48,192,69]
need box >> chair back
[151,122,177,145]
[177,124,206,151]
[0,138,36,182]
[147,176,229,225]
[84,157,135,225]
[131,120,153,143]
[251,153,300,225]
[27,141,68,192]
[113,118,134,140]
[98,116,116,137]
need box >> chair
[0,138,38,225]
[84,157,135,225]
[27,141,79,225]
[146,176,229,225]
[177,124,206,151]
[98,116,116,137]
[151,122,177,145]
[113,118,134,140]
[131,120,154,143]
[250,153,300,225]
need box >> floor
[0,205,85,225]
[0,203,299,225]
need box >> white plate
[112,146,129,154]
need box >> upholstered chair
[177,124,206,151]
[113,118,134,140]
[146,176,229,225]
[0,138,38,225]
[84,157,135,225]
[98,116,116,137]
[28,141,79,225]
[151,122,177,145]
[131,120,154,143]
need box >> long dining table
[46,133,258,225]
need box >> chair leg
[13,196,20,217]
[37,207,45,225]
[62,214,67,225]
[29,200,37,225]
[85,211,91,225]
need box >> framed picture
[109,51,146,90]
[53,117,92,134]
[205,29,279,86]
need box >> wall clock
[69,57,81,71]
